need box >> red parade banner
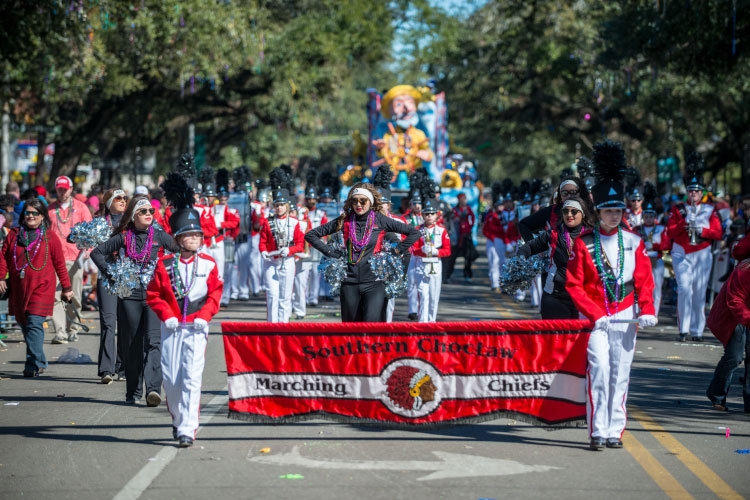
[222,320,591,427]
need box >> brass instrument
[269,216,289,249]
[421,227,438,275]
[687,205,698,246]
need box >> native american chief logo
[383,363,439,415]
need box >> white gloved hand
[431,247,440,257]
[645,241,653,251]
[165,317,179,330]
[686,212,697,224]
[280,247,290,257]
[638,314,658,328]
[594,316,609,331]
[261,251,270,260]
[193,318,208,329]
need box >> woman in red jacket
[0,198,73,377]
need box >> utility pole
[1,103,9,191]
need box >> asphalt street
[0,248,748,500]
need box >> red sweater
[0,228,72,324]
[707,260,750,345]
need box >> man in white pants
[411,199,451,322]
[636,187,667,318]
[304,187,328,306]
[292,206,310,319]
[259,188,304,323]
[665,152,723,342]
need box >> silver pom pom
[69,218,112,249]
[500,254,549,294]
[318,245,347,296]
[101,259,141,299]
[370,244,406,299]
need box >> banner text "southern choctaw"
[302,339,517,361]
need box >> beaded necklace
[13,227,48,279]
[169,255,199,321]
[561,226,575,260]
[593,224,625,316]
[55,202,75,236]
[125,225,155,263]
[347,211,375,264]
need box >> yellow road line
[622,430,695,500]
[630,407,744,500]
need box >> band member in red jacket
[146,183,222,448]
[411,198,451,321]
[665,152,723,342]
[483,191,505,292]
[566,140,656,451]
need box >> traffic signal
[657,156,679,182]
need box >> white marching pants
[386,297,395,322]
[530,274,542,309]
[486,238,505,289]
[250,233,263,294]
[206,241,225,280]
[416,258,442,322]
[233,238,252,299]
[586,306,637,440]
[407,258,418,315]
[293,260,311,318]
[307,260,322,304]
[672,245,712,336]
[161,322,208,440]
[264,256,295,323]
[651,259,665,318]
[222,257,234,304]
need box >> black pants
[540,291,579,320]
[97,281,123,377]
[446,244,475,279]
[340,281,386,322]
[118,294,162,401]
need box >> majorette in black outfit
[91,194,180,406]
[305,182,420,322]
[518,196,595,319]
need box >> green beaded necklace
[593,224,624,316]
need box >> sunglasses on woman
[113,195,127,202]
[24,210,41,217]
[560,190,579,197]
[352,197,370,206]
[136,208,155,216]
[562,208,581,216]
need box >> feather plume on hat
[591,139,628,209]
[372,164,393,190]
[232,165,253,188]
[684,151,706,189]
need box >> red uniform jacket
[259,215,305,255]
[666,203,723,254]
[0,228,72,324]
[411,224,452,258]
[146,252,222,323]
[707,260,750,346]
[482,211,503,241]
[566,226,655,321]
[731,233,750,261]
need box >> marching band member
[405,178,426,320]
[146,176,222,448]
[259,170,305,323]
[292,203,310,320]
[304,183,328,306]
[483,184,505,292]
[213,184,240,307]
[634,182,669,318]
[665,152,723,342]
[565,140,656,451]
[411,198,451,322]
[229,166,258,301]
[305,183,420,322]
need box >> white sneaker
[146,391,162,407]
[51,335,68,344]
[68,333,79,342]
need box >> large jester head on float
[381,85,422,130]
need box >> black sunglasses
[562,208,581,216]
[136,208,155,216]
[352,197,370,206]
[560,190,579,197]
[24,210,41,217]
